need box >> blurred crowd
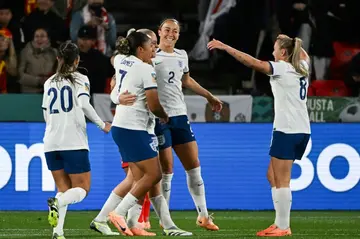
[1,0,360,98]
[193,0,360,97]
[0,0,115,94]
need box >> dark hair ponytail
[115,31,151,56]
[54,41,80,84]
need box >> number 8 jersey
[42,72,94,152]
[153,49,189,117]
[268,60,311,134]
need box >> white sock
[161,173,173,206]
[186,167,208,218]
[150,195,176,229]
[271,187,277,223]
[57,187,87,208]
[53,192,68,236]
[275,188,292,230]
[127,203,142,228]
[95,191,123,222]
[114,193,138,217]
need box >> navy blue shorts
[112,126,158,163]
[45,149,90,174]
[269,131,310,160]
[155,115,196,150]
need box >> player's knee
[159,158,173,174]
[274,172,291,187]
[57,184,71,193]
[71,178,91,193]
[266,170,275,186]
[153,171,162,185]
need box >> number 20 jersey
[153,49,189,117]
[268,60,311,134]
[42,72,91,152]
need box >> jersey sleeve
[76,75,91,98]
[142,64,157,90]
[182,50,189,74]
[41,81,48,110]
[268,61,288,77]
[42,81,48,122]
[113,54,121,67]
[110,75,120,104]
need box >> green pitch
[0,211,359,238]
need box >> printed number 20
[168,71,175,83]
[299,77,307,100]
[48,86,73,114]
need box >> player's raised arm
[182,73,223,112]
[207,39,272,75]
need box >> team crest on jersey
[151,72,157,82]
[178,60,183,68]
[85,82,90,92]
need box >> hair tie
[292,38,296,46]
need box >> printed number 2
[48,86,73,114]
[168,71,175,83]
[118,69,128,91]
[299,77,307,100]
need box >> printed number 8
[299,77,307,100]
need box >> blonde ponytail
[290,38,309,77]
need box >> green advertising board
[1,94,360,123]
[308,97,360,122]
[252,96,360,123]
[0,94,43,121]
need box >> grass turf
[0,211,359,238]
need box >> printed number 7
[118,69,128,92]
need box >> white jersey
[147,113,155,135]
[153,48,189,117]
[269,60,311,134]
[42,72,91,152]
[111,54,157,132]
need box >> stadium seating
[310,80,350,97]
[330,42,360,80]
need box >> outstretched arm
[182,73,223,112]
[207,39,272,75]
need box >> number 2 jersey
[42,72,105,152]
[111,54,157,132]
[268,60,311,134]
[153,48,189,117]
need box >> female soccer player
[43,42,111,239]
[154,19,222,231]
[208,34,311,237]
[90,29,156,236]
[107,31,192,236]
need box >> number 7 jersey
[42,72,91,152]
[153,49,189,117]
[268,60,311,134]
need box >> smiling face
[158,19,180,50]
[149,32,158,58]
[33,29,49,48]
